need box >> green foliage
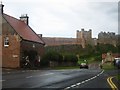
[43,43,119,66]
[40,51,63,66]
[45,51,63,62]
[64,54,78,63]
[95,43,118,54]
[40,53,49,67]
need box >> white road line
[44,73,54,76]
[71,85,76,87]
[81,81,85,84]
[97,74,100,76]
[87,78,91,81]
[90,77,94,80]
[76,83,81,85]
[64,87,71,90]
[26,76,33,78]
[85,79,89,82]
[64,70,104,89]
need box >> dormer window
[4,36,9,47]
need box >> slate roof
[3,13,45,45]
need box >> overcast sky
[2,0,119,38]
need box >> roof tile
[3,14,45,45]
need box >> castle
[98,31,119,46]
[40,28,119,48]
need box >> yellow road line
[107,77,115,90]
[107,77,118,90]
[110,77,118,90]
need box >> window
[4,36,9,47]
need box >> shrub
[40,51,63,67]
[64,54,78,63]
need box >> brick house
[0,4,45,68]
[102,52,120,63]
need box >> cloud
[3,0,119,38]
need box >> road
[1,68,119,90]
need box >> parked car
[114,58,120,69]
[79,60,89,69]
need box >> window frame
[4,36,9,47]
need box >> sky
[2,0,119,38]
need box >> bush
[94,55,102,61]
[40,51,63,67]
[64,54,78,63]
[40,54,49,67]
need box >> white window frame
[4,36,9,47]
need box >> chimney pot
[0,3,4,14]
[20,14,29,25]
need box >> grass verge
[102,62,116,71]
[115,74,120,81]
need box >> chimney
[38,34,42,38]
[20,14,29,25]
[0,2,4,14]
[81,28,84,31]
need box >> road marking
[97,74,100,76]
[26,76,33,78]
[85,79,89,82]
[64,87,71,90]
[87,78,91,81]
[64,70,104,90]
[110,77,118,90]
[71,85,76,87]
[76,83,81,85]
[107,77,118,90]
[44,73,54,76]
[81,81,85,84]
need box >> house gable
[3,14,45,45]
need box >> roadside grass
[102,62,116,71]
[51,66,79,70]
[115,74,120,81]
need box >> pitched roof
[3,14,45,45]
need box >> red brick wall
[2,35,20,68]
[2,17,20,68]
[2,16,45,68]
[0,36,2,68]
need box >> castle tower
[76,28,92,48]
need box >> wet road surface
[1,68,119,89]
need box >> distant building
[0,4,45,68]
[102,52,120,63]
[76,28,92,48]
[98,31,118,46]
[41,29,97,48]
[42,37,77,46]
